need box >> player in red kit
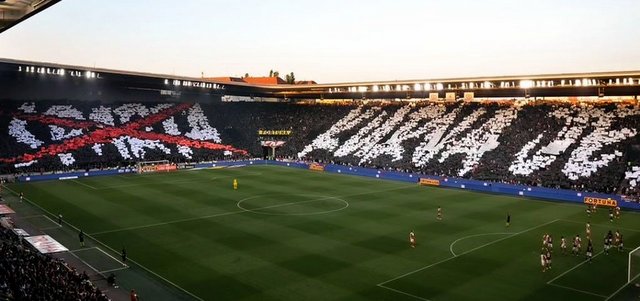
[409,231,416,248]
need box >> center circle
[236,194,349,216]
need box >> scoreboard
[257,129,292,136]
[257,129,292,142]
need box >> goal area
[136,160,177,174]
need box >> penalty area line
[546,250,604,284]
[449,232,512,256]
[378,219,560,287]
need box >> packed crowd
[296,101,640,196]
[0,229,109,301]
[1,99,639,196]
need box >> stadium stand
[0,228,109,301]
[1,100,639,198]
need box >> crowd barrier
[16,159,640,210]
[17,168,135,182]
[265,161,640,211]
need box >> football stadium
[1,1,640,301]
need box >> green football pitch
[5,165,640,301]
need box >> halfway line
[91,184,417,236]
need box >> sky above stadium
[0,0,639,83]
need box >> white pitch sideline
[2,185,206,301]
[71,179,99,190]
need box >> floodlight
[519,80,534,89]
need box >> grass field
[6,164,640,300]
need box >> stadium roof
[0,0,60,34]
[242,76,287,85]
[2,57,640,100]
[276,70,640,90]
[4,57,640,89]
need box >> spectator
[1,100,638,195]
[130,289,138,301]
[0,228,109,301]
[107,273,118,288]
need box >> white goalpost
[629,246,640,284]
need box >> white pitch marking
[376,284,432,301]
[449,232,512,256]
[67,248,103,276]
[3,186,206,301]
[68,247,98,253]
[547,282,607,299]
[546,250,604,284]
[99,266,130,274]
[42,214,61,227]
[236,194,349,216]
[378,219,560,287]
[604,267,640,300]
[90,184,415,235]
[71,179,98,190]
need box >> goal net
[629,246,640,283]
[136,160,176,174]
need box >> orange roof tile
[243,77,287,85]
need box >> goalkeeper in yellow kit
[233,178,238,190]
